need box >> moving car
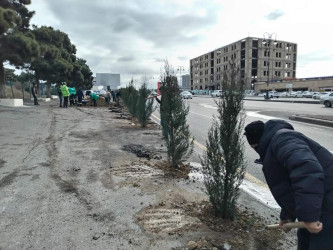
[211,90,223,97]
[180,91,193,99]
[320,92,333,107]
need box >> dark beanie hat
[244,121,265,145]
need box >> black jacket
[257,120,333,222]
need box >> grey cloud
[298,53,333,66]
[35,0,220,79]
[118,56,135,62]
[178,56,188,61]
[154,58,165,63]
[265,10,284,20]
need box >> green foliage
[137,81,155,127]
[120,79,139,118]
[0,7,16,34]
[0,0,38,98]
[160,61,194,167]
[201,62,246,219]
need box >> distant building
[181,74,190,90]
[190,37,297,90]
[95,73,120,90]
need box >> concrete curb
[289,115,333,128]
[244,98,320,104]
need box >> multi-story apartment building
[181,74,190,90]
[190,37,297,90]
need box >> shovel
[266,221,305,230]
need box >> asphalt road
[153,96,333,184]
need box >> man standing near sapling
[57,83,63,107]
[244,119,333,249]
[31,84,39,105]
[61,82,69,108]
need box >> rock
[92,234,100,240]
[223,242,231,250]
[187,241,198,250]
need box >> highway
[151,96,333,208]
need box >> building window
[285,63,291,68]
[286,53,291,60]
[275,52,282,58]
[252,40,258,48]
[264,51,270,57]
[285,72,291,77]
[241,60,245,68]
[275,71,281,77]
[275,62,281,67]
[264,61,268,66]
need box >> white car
[268,91,279,98]
[319,92,333,107]
[211,90,223,97]
[180,91,193,99]
[295,91,304,98]
[313,92,330,100]
[302,91,313,98]
[94,90,106,96]
[311,92,320,99]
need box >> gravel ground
[0,100,297,249]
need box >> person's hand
[304,221,323,234]
[279,219,292,233]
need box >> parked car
[289,91,297,97]
[93,90,106,96]
[279,91,287,97]
[295,91,305,98]
[268,91,279,98]
[319,92,333,107]
[311,92,320,99]
[302,91,313,98]
[180,91,193,99]
[211,90,223,97]
[313,92,330,100]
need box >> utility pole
[262,32,277,99]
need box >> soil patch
[152,161,191,179]
[183,200,285,249]
[122,144,162,160]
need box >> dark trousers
[63,96,69,108]
[59,95,63,107]
[297,215,333,250]
[33,94,39,105]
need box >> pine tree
[137,81,155,127]
[201,61,246,219]
[160,61,194,167]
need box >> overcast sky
[28,0,333,86]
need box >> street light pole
[177,66,185,88]
[262,32,277,99]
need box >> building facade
[181,74,190,90]
[190,37,297,90]
[95,73,120,90]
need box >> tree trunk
[0,62,6,98]
[46,82,51,98]
[35,73,39,95]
